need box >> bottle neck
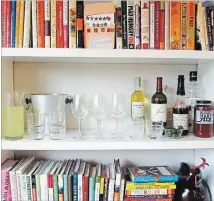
[156,77,162,93]
[177,78,185,96]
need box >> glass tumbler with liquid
[3,91,25,140]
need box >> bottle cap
[189,71,197,81]
[178,75,184,79]
[135,77,142,89]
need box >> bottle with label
[151,77,167,127]
[173,75,189,136]
[131,77,145,121]
[163,85,173,127]
[186,71,203,133]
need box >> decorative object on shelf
[145,121,164,139]
[173,158,212,201]
[165,126,184,139]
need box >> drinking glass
[145,120,163,139]
[48,112,66,140]
[111,93,126,139]
[90,94,108,139]
[71,93,89,139]
[27,112,45,140]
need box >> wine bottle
[151,77,167,126]
[131,77,145,121]
[173,75,189,135]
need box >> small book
[128,166,178,183]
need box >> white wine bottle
[131,77,145,121]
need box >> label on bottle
[196,110,214,124]
[132,102,144,119]
[151,104,167,122]
[173,114,188,130]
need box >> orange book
[170,2,181,50]
[37,0,45,48]
[187,2,196,50]
[18,0,24,48]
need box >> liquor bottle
[131,77,145,121]
[173,75,189,135]
[151,77,167,127]
[163,85,173,127]
[186,71,203,133]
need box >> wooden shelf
[2,48,214,64]
[2,131,214,150]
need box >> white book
[51,0,56,48]
[141,0,149,49]
[149,0,155,49]
[114,159,121,193]
[78,161,86,201]
[119,167,127,201]
[108,165,115,201]
[45,0,50,48]
[69,0,76,48]
[165,1,169,50]
[23,0,31,48]
[32,0,37,48]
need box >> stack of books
[125,166,178,201]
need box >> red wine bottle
[151,77,167,127]
[173,75,189,135]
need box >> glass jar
[194,100,213,138]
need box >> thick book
[128,166,178,183]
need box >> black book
[121,1,128,49]
[206,7,213,51]
[76,1,84,48]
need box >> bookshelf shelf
[2,48,214,64]
[2,132,214,150]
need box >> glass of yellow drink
[3,91,25,140]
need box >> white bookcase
[1,48,214,196]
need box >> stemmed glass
[90,94,107,139]
[71,93,89,139]
[111,93,126,139]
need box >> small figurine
[173,158,212,201]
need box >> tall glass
[3,91,25,140]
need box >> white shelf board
[2,131,214,150]
[2,48,214,64]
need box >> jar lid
[196,100,212,104]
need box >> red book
[154,1,160,49]
[1,1,7,47]
[6,1,11,47]
[56,0,64,48]
[83,174,89,201]
[37,0,45,48]
[159,1,165,49]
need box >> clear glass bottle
[186,71,203,133]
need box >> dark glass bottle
[173,75,189,136]
[151,77,167,127]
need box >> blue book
[128,166,178,183]
[89,166,96,201]
[11,0,16,48]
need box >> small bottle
[131,77,145,121]
[173,75,189,136]
[151,77,167,127]
[163,85,173,127]
[186,71,203,133]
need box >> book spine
[32,0,37,48]
[1,171,12,201]
[181,2,187,50]
[35,175,41,201]
[187,2,196,50]
[89,178,95,201]
[198,4,206,50]
[29,3,33,48]
[114,173,121,201]
[50,0,56,48]
[64,175,69,201]
[69,0,76,48]
[134,0,141,49]
[18,0,25,48]
[154,1,160,49]
[203,7,208,50]
[73,173,78,201]
[56,0,64,48]
[126,183,176,190]
[116,4,122,49]
[95,176,100,201]
[58,175,64,201]
[53,175,59,201]
[26,175,33,201]
[100,177,104,201]
[37,0,45,48]
[15,1,20,47]
[149,1,155,49]
[23,0,31,48]
[124,199,172,201]
[68,176,72,201]
[1,1,6,47]
[40,175,49,201]
[45,0,51,48]
[76,1,84,48]
[32,175,37,201]
[119,179,125,201]
[48,175,54,201]
[128,0,134,49]
[83,176,89,201]
[16,172,23,201]
[107,179,115,201]
[121,1,128,49]
[103,178,108,201]
[6,1,11,47]
[21,174,28,201]
[10,171,18,201]
[159,1,165,50]
[195,4,201,50]
[78,174,83,201]
[206,7,213,51]
[170,2,181,50]
[141,0,149,49]
[11,0,16,48]
[212,8,214,49]
[165,1,169,50]
[63,0,69,48]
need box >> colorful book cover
[159,1,165,50]
[121,0,128,49]
[10,0,16,48]
[127,0,134,49]
[128,166,178,183]
[181,2,187,50]
[141,0,149,49]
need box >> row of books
[1,0,214,50]
[1,156,178,201]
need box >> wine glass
[90,94,108,139]
[111,93,126,139]
[71,93,89,139]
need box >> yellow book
[126,182,176,190]
[18,0,25,48]
[198,3,206,50]
[15,1,20,47]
